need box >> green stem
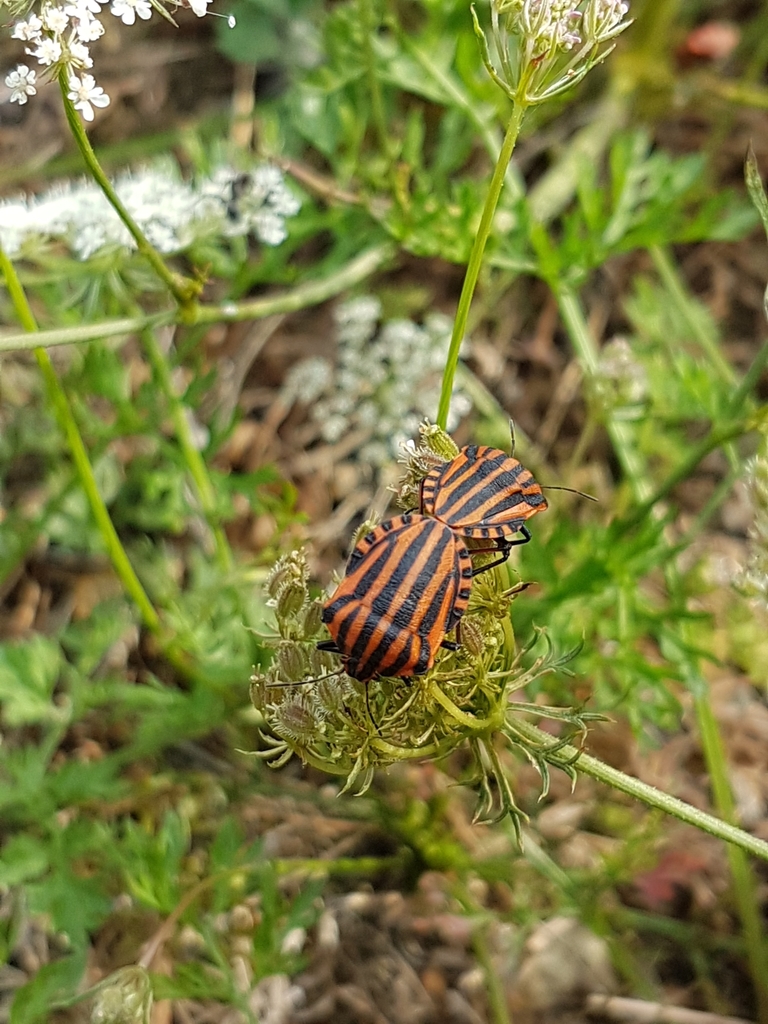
[694,695,768,1023]
[428,679,493,730]
[0,244,395,353]
[453,883,513,1024]
[437,103,527,428]
[58,72,199,312]
[616,417,750,535]
[649,245,736,385]
[359,0,391,164]
[729,338,768,415]
[512,719,768,863]
[556,284,652,500]
[0,247,161,635]
[139,326,233,572]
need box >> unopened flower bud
[420,422,460,461]
[266,551,309,601]
[351,517,380,548]
[276,642,306,681]
[301,600,324,639]
[276,581,307,621]
[273,694,320,744]
[459,618,487,658]
[91,967,152,1024]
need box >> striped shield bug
[420,444,548,555]
[320,513,473,682]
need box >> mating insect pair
[320,444,548,682]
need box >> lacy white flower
[0,160,300,261]
[42,5,70,32]
[12,15,43,41]
[110,0,151,24]
[5,65,38,104]
[3,0,214,120]
[67,72,109,119]
[282,297,472,468]
[477,0,632,105]
[29,37,63,65]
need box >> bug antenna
[508,418,516,457]
[266,670,344,688]
[542,485,598,502]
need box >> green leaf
[0,637,68,727]
[10,952,86,1024]
[0,834,49,886]
[745,143,768,243]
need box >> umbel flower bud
[421,422,461,462]
[459,617,488,658]
[266,551,309,601]
[91,966,152,1024]
[276,641,307,681]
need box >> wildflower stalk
[556,268,768,1015]
[649,245,736,386]
[358,0,392,167]
[695,695,768,1022]
[139,325,233,572]
[556,282,651,498]
[58,70,201,314]
[512,719,768,864]
[0,243,396,353]
[0,244,161,634]
[437,102,527,429]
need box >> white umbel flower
[110,0,152,23]
[0,159,299,260]
[12,15,44,41]
[29,37,63,65]
[5,65,38,104]
[67,72,110,120]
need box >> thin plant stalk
[555,273,768,1020]
[649,245,736,386]
[0,243,396,353]
[58,71,200,313]
[436,102,527,428]
[695,693,768,1022]
[0,246,161,634]
[511,719,768,865]
[139,326,233,573]
[359,0,392,166]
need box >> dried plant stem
[437,102,527,428]
[58,71,200,312]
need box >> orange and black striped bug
[420,444,548,560]
[319,513,476,682]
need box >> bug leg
[440,640,460,651]
[316,639,341,653]
[506,525,531,547]
[470,527,532,577]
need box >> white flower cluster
[480,0,631,104]
[0,162,300,260]
[5,0,213,120]
[497,0,629,53]
[593,336,648,419]
[282,296,472,468]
